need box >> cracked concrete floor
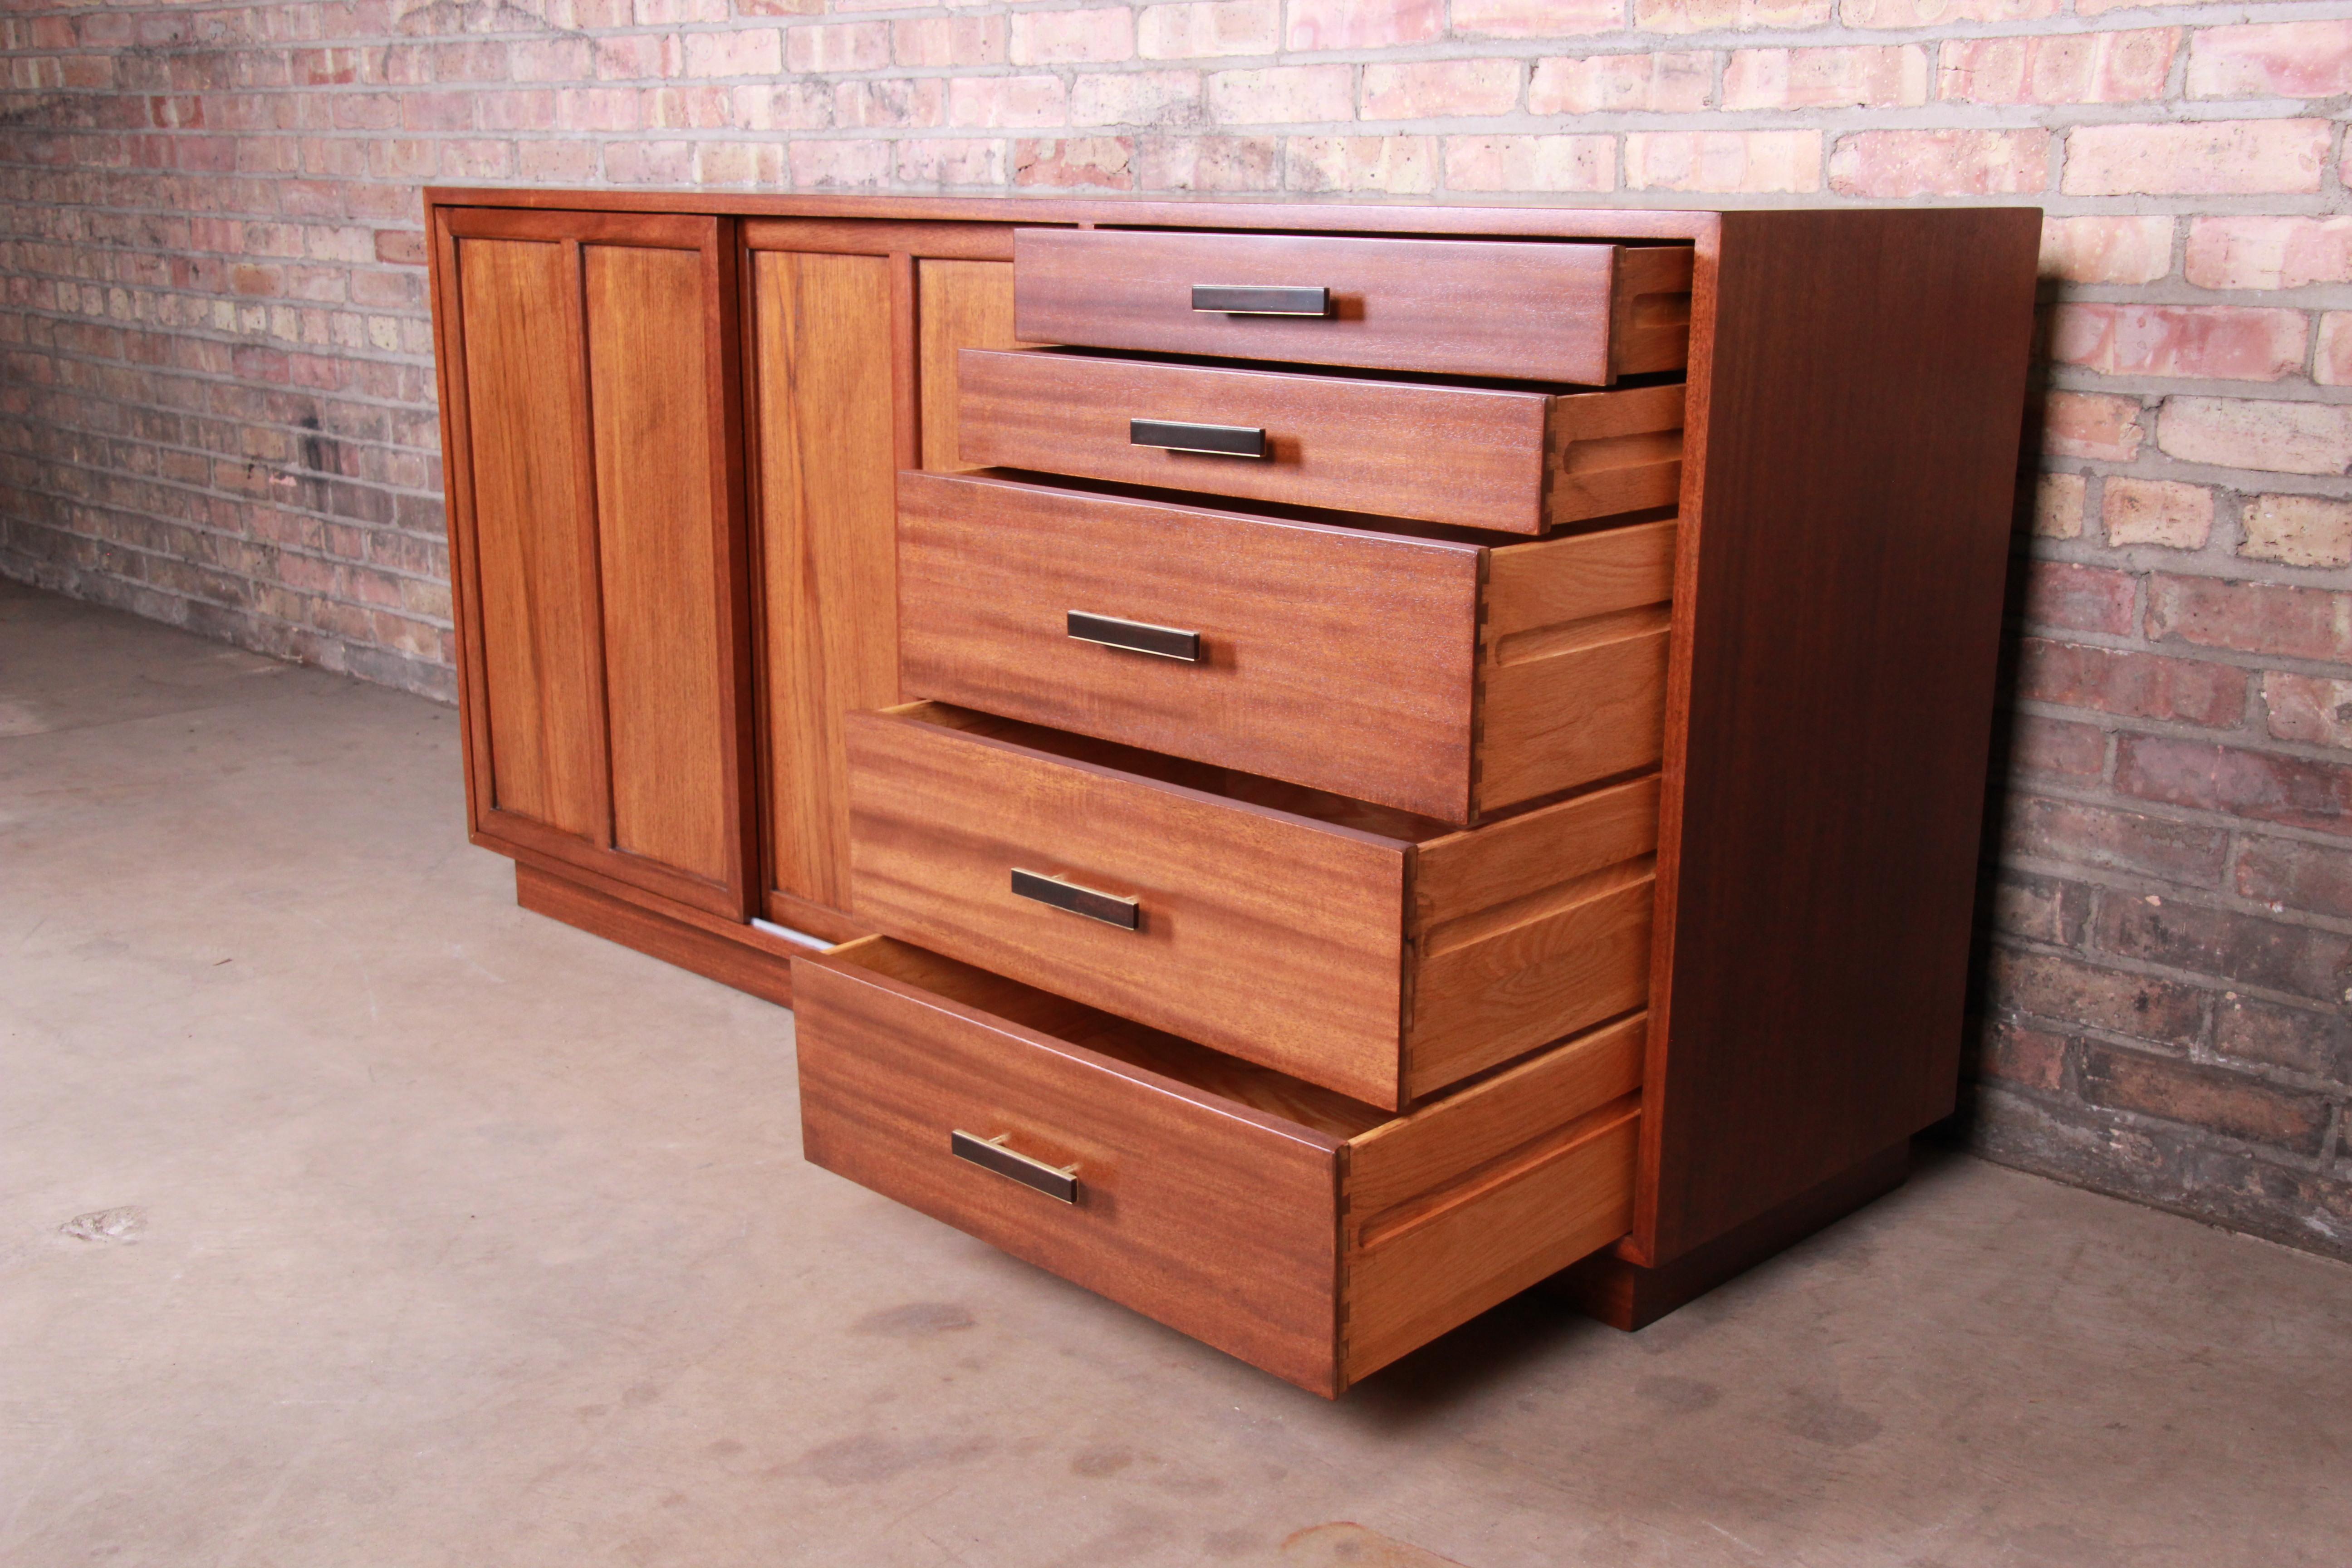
[5,573,2351,1568]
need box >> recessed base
[1553,1138,1913,1331]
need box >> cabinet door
[748,235,1024,934]
[435,208,755,919]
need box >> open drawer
[793,935,1641,1396]
[845,701,1657,1109]
[898,471,1674,827]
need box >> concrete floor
[4,573,2349,1568]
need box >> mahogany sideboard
[424,190,2040,1395]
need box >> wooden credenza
[425,190,2039,1396]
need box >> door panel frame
[432,204,756,920]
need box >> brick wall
[4,0,2349,1255]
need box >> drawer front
[956,349,1554,533]
[793,942,1345,1393]
[899,471,1486,824]
[1014,228,1693,384]
[846,706,1415,1107]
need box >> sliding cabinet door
[745,223,1026,937]
[435,208,755,919]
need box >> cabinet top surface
[424,187,2042,241]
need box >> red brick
[894,16,1008,68]
[1624,131,1821,193]
[1137,1,1278,59]
[1287,0,1442,48]
[1988,948,2204,1046]
[1940,30,2176,104]
[948,75,1069,129]
[2185,216,2352,291]
[1970,1017,2069,1092]
[372,229,426,266]
[1288,136,1438,194]
[2188,21,2352,99]
[2117,732,2352,837]
[2004,795,2229,885]
[2049,304,2307,383]
[2064,119,2332,197]
[2146,572,2352,661]
[2018,638,2247,728]
[1443,136,1614,192]
[2007,713,2108,780]
[1990,869,2092,947]
[1009,8,1135,65]
[2102,477,2214,550]
[2032,472,2085,539]
[2042,391,2143,461]
[2214,995,2352,1084]
[2078,1043,2331,1152]
[2238,835,2352,921]
[1454,0,1622,34]
[1012,137,1135,190]
[787,22,888,74]
[2022,560,2136,636]
[1722,45,1926,109]
[2264,672,2352,750]
[1136,135,1282,192]
[1847,0,2057,21]
[2038,216,2173,286]
[1207,65,1352,122]
[2157,397,2352,478]
[1069,71,1199,128]
[1360,59,1522,119]
[1828,128,2050,197]
[1530,52,1710,114]
[2241,494,2352,570]
[2097,894,2352,1003]
[2318,314,2352,389]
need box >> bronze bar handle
[1010,867,1141,931]
[1129,418,1267,459]
[1066,610,1201,663]
[951,1131,1079,1204]
[1191,284,1330,317]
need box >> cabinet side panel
[1643,208,2041,1262]
[754,250,902,912]
[916,259,1021,474]
[584,244,732,886]
[455,236,605,842]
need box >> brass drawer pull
[1066,610,1202,663]
[1010,867,1141,930]
[1129,418,1267,459]
[1191,284,1330,317]
[951,1130,1079,1204]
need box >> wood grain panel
[1476,622,1671,817]
[1016,229,1690,383]
[955,349,1555,531]
[1413,775,1661,923]
[583,243,731,887]
[897,471,1486,823]
[1347,1011,1644,1226]
[794,937,1348,1395]
[752,250,901,914]
[1545,385,1685,527]
[455,236,606,842]
[916,260,1022,473]
[1405,867,1653,1096]
[846,703,1416,1107]
[1343,1098,1638,1383]
[1640,207,2041,1264]
[1485,518,1676,637]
